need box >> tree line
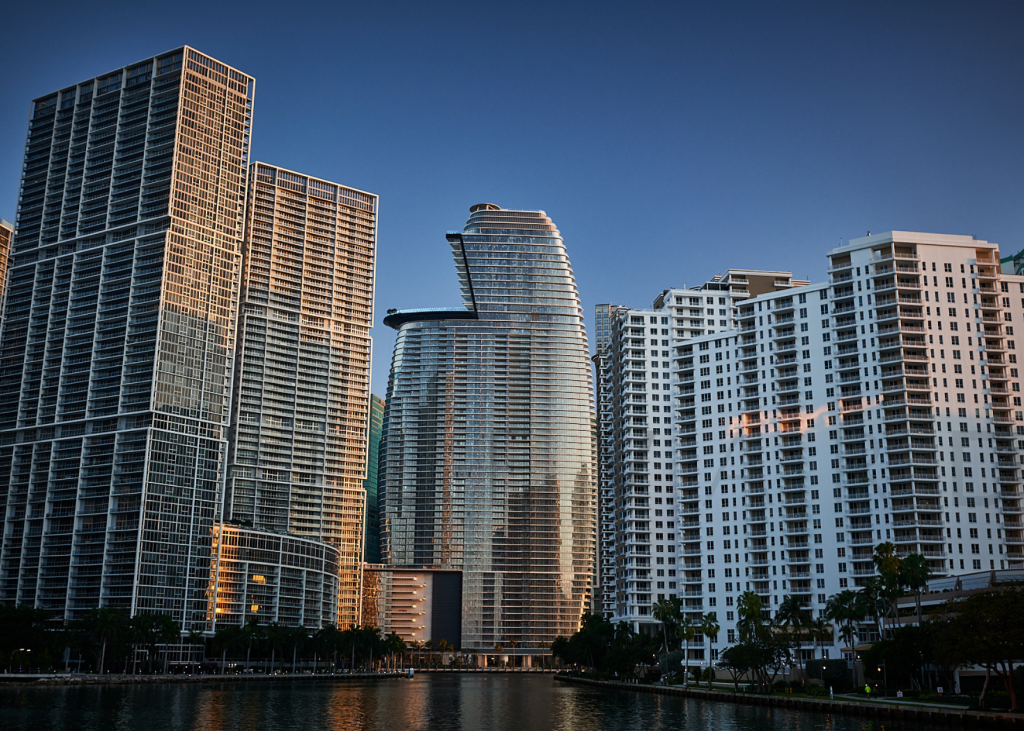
[552,541,1024,709]
[0,605,187,674]
[0,604,414,675]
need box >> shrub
[807,685,828,697]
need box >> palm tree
[807,616,831,667]
[652,597,681,654]
[494,643,503,668]
[311,625,338,674]
[872,541,901,575]
[825,590,864,687]
[699,613,719,689]
[384,632,406,671]
[677,616,695,686]
[288,626,308,673]
[85,608,127,675]
[265,623,286,674]
[859,576,888,640]
[507,639,519,670]
[873,542,905,636]
[900,553,931,625]
[133,613,181,674]
[736,591,765,642]
[186,630,204,674]
[212,624,244,674]
[362,627,382,671]
[775,595,811,682]
[242,618,263,672]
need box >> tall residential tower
[218,163,376,630]
[380,204,596,660]
[600,273,804,628]
[0,48,253,629]
[659,232,1020,668]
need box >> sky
[1,0,1022,395]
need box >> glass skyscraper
[380,204,596,658]
[0,48,253,629]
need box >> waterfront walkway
[554,675,1024,727]
[0,667,553,686]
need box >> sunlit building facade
[222,163,377,629]
[0,220,13,326]
[380,204,596,658]
[361,564,462,646]
[209,523,340,628]
[0,48,253,630]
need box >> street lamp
[17,648,31,674]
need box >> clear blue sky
[2,1,1022,395]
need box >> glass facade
[208,523,340,628]
[363,394,384,563]
[0,48,253,629]
[225,163,376,630]
[379,204,596,655]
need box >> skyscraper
[221,162,376,629]
[592,303,623,617]
[363,394,384,563]
[600,274,803,628]
[597,231,1024,669]
[380,204,596,661]
[0,48,253,629]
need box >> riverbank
[0,671,404,686]
[553,675,1024,727]
[0,667,555,686]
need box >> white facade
[601,274,804,627]
[601,232,1024,665]
[667,231,1023,662]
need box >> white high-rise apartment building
[600,272,805,625]
[666,232,1022,665]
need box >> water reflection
[0,675,928,731]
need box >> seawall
[553,675,1024,727]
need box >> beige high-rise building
[220,162,376,629]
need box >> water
[0,675,927,731]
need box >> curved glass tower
[380,204,596,658]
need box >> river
[0,674,931,731]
